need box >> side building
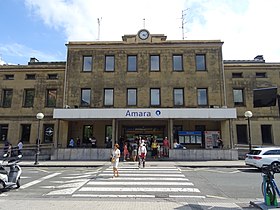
[0,59,65,158]
[224,56,280,157]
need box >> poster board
[204,131,220,149]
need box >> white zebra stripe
[103,170,181,174]
[87,181,194,186]
[99,173,185,177]
[73,194,155,198]
[95,177,189,181]
[169,195,206,198]
[79,187,200,193]
[110,168,179,171]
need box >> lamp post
[35,113,44,165]
[244,111,253,152]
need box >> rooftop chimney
[29,57,39,63]
[254,55,264,61]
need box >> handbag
[110,157,115,163]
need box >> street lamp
[35,112,44,165]
[244,111,253,152]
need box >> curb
[176,165,248,168]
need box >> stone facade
[0,60,65,147]
[224,58,280,152]
[0,30,280,161]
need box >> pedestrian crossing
[72,165,205,199]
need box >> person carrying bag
[111,144,120,178]
[138,143,147,168]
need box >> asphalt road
[0,164,265,210]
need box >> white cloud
[25,0,185,41]
[24,0,280,62]
[0,43,60,64]
[185,0,280,61]
[0,57,7,65]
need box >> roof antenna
[181,9,189,40]
[143,18,146,29]
[97,17,102,41]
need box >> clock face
[138,30,149,40]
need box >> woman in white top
[111,143,121,177]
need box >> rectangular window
[196,54,206,71]
[261,125,273,144]
[21,124,31,143]
[173,88,184,106]
[256,72,266,78]
[104,88,114,106]
[25,74,36,80]
[197,88,208,106]
[2,89,13,108]
[83,56,92,72]
[23,89,35,107]
[236,125,248,144]
[4,75,14,80]
[46,89,57,107]
[233,88,244,106]
[150,88,160,106]
[173,55,183,71]
[127,88,137,106]
[232,73,243,78]
[48,74,58,79]
[105,55,115,72]
[43,124,54,143]
[127,55,137,72]
[150,55,160,71]
[0,124,8,141]
[81,88,91,106]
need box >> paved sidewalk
[18,160,247,168]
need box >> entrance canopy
[53,108,236,120]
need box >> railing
[0,143,54,160]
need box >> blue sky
[0,0,66,64]
[0,0,280,65]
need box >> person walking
[217,138,224,149]
[17,140,23,155]
[7,143,12,157]
[123,142,129,161]
[138,142,147,168]
[151,139,158,159]
[3,139,10,154]
[132,145,137,162]
[111,144,121,178]
[163,137,170,157]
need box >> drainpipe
[220,48,227,106]
[112,119,116,148]
[169,119,173,149]
[56,119,60,160]
[63,46,69,107]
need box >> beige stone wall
[0,64,65,147]
[65,41,224,109]
[224,62,280,146]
